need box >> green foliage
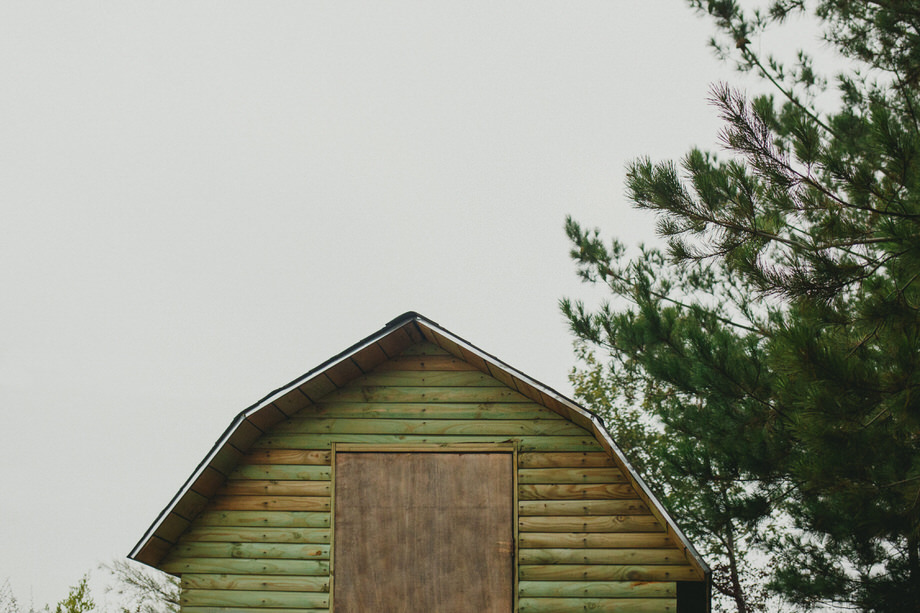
[563,1,920,611]
[54,576,93,613]
[100,561,178,613]
[0,580,21,613]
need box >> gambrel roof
[130,311,709,580]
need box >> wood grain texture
[518,468,627,484]
[372,355,479,371]
[242,450,331,465]
[519,548,685,565]
[519,483,638,500]
[170,542,329,560]
[207,496,329,512]
[396,342,451,356]
[321,385,533,404]
[304,402,562,420]
[253,434,601,451]
[180,589,328,609]
[273,418,586,436]
[518,580,676,598]
[219,481,330,496]
[229,465,330,481]
[351,371,506,387]
[519,516,664,533]
[181,574,329,592]
[180,606,329,613]
[518,452,615,468]
[518,597,676,612]
[519,533,677,550]
[333,452,513,613]
[155,352,703,611]
[178,527,329,543]
[191,511,330,528]
[160,558,328,575]
[519,500,649,516]
[520,565,701,582]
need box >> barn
[130,312,711,612]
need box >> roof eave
[130,311,710,579]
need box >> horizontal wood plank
[273,418,586,437]
[304,402,562,420]
[520,516,664,533]
[396,343,451,356]
[242,450,331,465]
[160,558,329,576]
[519,533,677,549]
[230,465,330,481]
[179,527,329,543]
[219,481,330,497]
[181,606,329,613]
[321,386,533,404]
[170,542,329,560]
[518,467,626,484]
[181,589,328,609]
[518,580,676,598]
[518,452,614,468]
[181,574,328,592]
[519,548,686,565]
[518,597,676,613]
[519,500,648,516]
[352,371,505,387]
[519,484,637,500]
[192,511,330,528]
[519,564,701,582]
[253,435,602,452]
[372,356,478,371]
[208,496,329,512]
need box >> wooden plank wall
[160,343,700,613]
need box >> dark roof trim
[129,311,709,579]
[129,312,423,562]
[415,315,710,578]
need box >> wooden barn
[130,312,710,613]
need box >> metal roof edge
[129,312,423,563]
[411,317,712,577]
[130,311,709,579]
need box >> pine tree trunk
[909,531,919,586]
[724,520,749,613]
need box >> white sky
[0,1,757,607]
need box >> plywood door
[333,452,513,613]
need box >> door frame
[329,443,519,613]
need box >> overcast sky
[0,1,758,606]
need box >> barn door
[333,451,514,613]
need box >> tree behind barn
[562,1,920,611]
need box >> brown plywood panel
[189,466,226,498]
[298,376,338,403]
[375,327,414,357]
[404,322,425,343]
[136,536,173,569]
[324,358,365,387]
[272,390,311,417]
[226,420,263,451]
[154,513,191,544]
[246,405,288,432]
[208,444,245,477]
[350,342,388,372]
[334,452,513,613]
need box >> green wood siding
[162,342,694,613]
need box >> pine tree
[562,1,920,610]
